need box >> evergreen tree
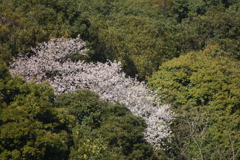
[0,62,71,159]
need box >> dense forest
[1,0,240,159]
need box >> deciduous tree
[148,45,240,159]
[10,36,173,147]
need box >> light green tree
[148,45,240,159]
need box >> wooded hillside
[1,0,240,159]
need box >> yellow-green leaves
[148,46,240,159]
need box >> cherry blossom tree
[10,35,173,147]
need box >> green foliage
[0,61,23,108]
[55,90,156,160]
[0,63,157,159]
[72,0,240,80]
[74,0,191,80]
[0,63,71,159]
[2,0,240,81]
[171,0,240,22]
[0,0,92,62]
[149,0,174,17]
[1,0,240,157]
[74,0,162,79]
[148,46,240,159]
[181,3,240,58]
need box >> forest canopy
[0,63,156,159]
[1,0,240,159]
[148,45,240,159]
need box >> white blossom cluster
[10,36,173,147]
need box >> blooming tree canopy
[10,36,173,147]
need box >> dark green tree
[0,0,92,62]
[0,62,71,159]
[189,4,240,59]
[54,89,157,160]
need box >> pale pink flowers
[10,36,173,147]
